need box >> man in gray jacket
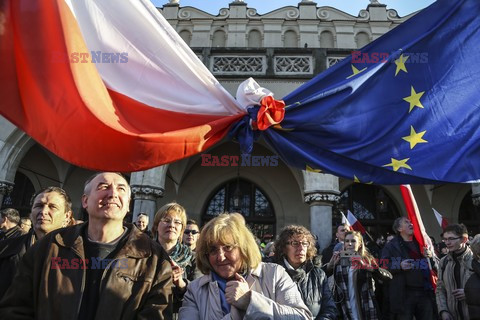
[436,224,473,320]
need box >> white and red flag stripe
[400,184,437,289]
[346,210,366,234]
[0,0,252,171]
[433,208,449,230]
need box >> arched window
[212,30,227,47]
[247,30,262,48]
[203,178,276,239]
[334,184,400,236]
[1,172,35,216]
[320,31,334,48]
[179,30,192,46]
[284,30,298,48]
[459,191,480,235]
[355,32,370,49]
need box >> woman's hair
[196,213,262,275]
[274,225,317,263]
[470,234,480,260]
[344,231,376,266]
[152,202,187,240]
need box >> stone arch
[247,29,262,48]
[179,30,192,46]
[283,30,298,48]
[212,29,227,47]
[355,31,370,49]
[320,30,335,48]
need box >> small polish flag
[433,208,449,230]
[346,210,366,234]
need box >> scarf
[212,271,231,315]
[168,241,194,269]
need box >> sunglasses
[184,230,199,235]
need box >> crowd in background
[0,172,479,319]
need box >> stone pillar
[303,171,340,251]
[0,180,14,208]
[130,166,167,230]
[471,183,480,207]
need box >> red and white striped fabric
[346,210,366,234]
[400,184,437,289]
[433,208,449,230]
[0,0,251,171]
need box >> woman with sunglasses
[274,225,337,319]
[152,202,197,314]
[332,231,391,320]
[179,213,312,319]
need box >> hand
[225,273,251,310]
[170,260,186,289]
[400,259,413,270]
[452,289,465,301]
[423,247,433,258]
[440,311,454,320]
[328,251,340,269]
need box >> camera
[339,251,361,267]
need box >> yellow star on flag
[403,86,425,113]
[402,126,427,149]
[306,165,322,173]
[346,65,367,79]
[383,158,412,172]
[394,54,409,76]
[354,175,373,184]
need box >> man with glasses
[183,219,200,252]
[436,224,473,320]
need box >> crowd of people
[0,171,479,319]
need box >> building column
[130,166,167,230]
[0,180,14,208]
[303,171,340,251]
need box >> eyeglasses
[160,218,182,226]
[344,239,357,243]
[207,245,237,256]
[184,230,199,235]
[442,236,462,242]
[287,241,310,248]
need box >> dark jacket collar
[53,222,153,259]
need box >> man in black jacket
[381,217,438,320]
[0,208,24,241]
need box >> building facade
[0,0,478,250]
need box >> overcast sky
[151,0,436,17]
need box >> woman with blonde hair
[152,202,196,313]
[179,213,311,319]
[331,230,391,320]
[274,225,337,319]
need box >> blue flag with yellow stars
[263,0,480,184]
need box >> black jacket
[465,259,480,320]
[0,230,35,299]
[380,235,438,314]
[278,259,337,320]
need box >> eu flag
[262,0,480,184]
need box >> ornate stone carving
[169,0,179,4]
[178,9,191,19]
[286,9,300,19]
[370,0,381,4]
[304,192,340,205]
[211,56,265,75]
[358,9,370,21]
[0,181,14,195]
[218,8,230,18]
[246,8,258,18]
[387,9,401,21]
[131,185,164,200]
[326,56,346,68]
[317,9,330,20]
[274,56,312,74]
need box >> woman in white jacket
[179,213,312,320]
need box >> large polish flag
[0,0,250,171]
